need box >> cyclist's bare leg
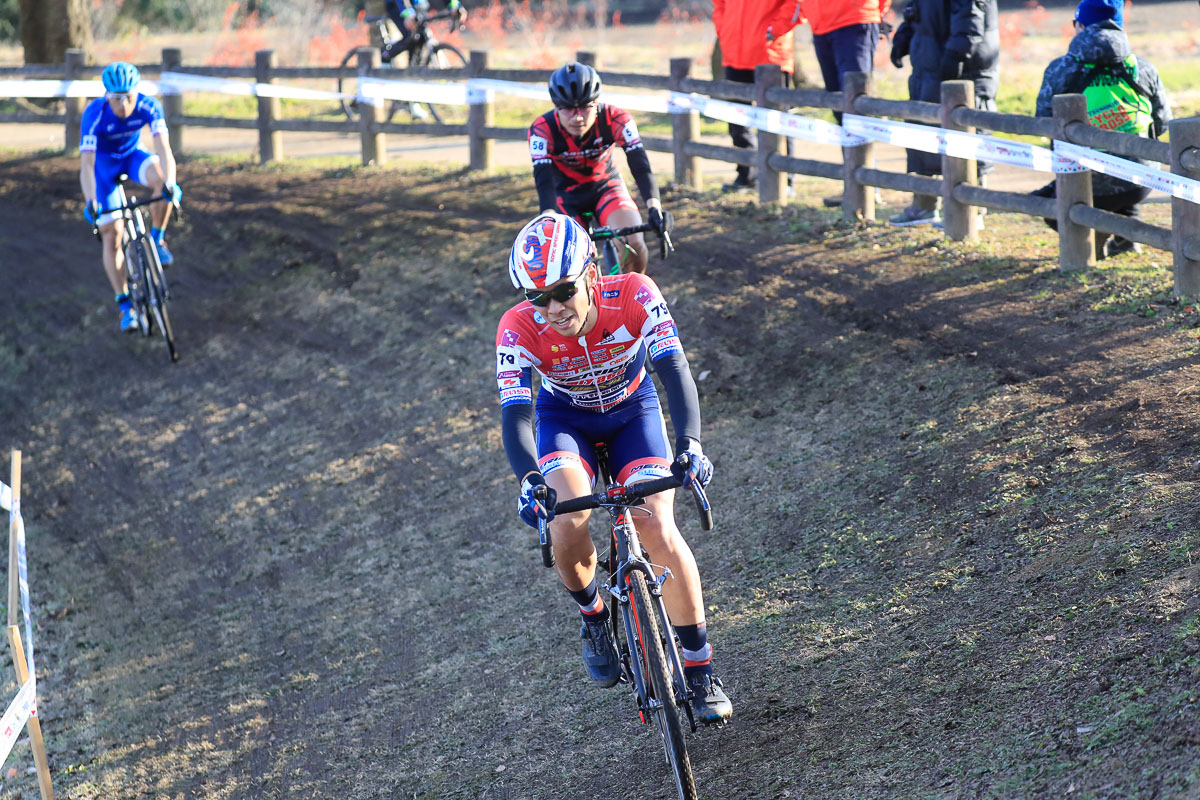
[100,219,127,295]
[545,466,600,592]
[143,160,173,232]
[604,206,648,274]
[634,489,705,626]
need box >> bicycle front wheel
[123,238,151,337]
[628,570,697,800]
[413,43,467,126]
[137,238,178,362]
[337,46,362,122]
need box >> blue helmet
[101,62,140,94]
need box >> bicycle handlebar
[551,455,713,530]
[589,221,675,261]
[90,191,182,236]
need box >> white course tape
[669,91,864,147]
[0,79,167,98]
[159,71,345,101]
[357,76,466,107]
[842,114,1086,174]
[0,679,36,767]
[1056,140,1200,203]
[14,514,34,695]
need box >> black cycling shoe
[688,672,733,724]
[580,617,622,688]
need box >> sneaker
[580,617,621,688]
[932,212,985,232]
[687,672,732,724]
[889,205,940,227]
[410,102,430,120]
[823,193,842,208]
[155,239,174,267]
[721,176,755,193]
[1106,236,1142,258]
[119,304,140,333]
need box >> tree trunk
[19,0,93,65]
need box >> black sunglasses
[525,275,584,307]
[555,101,597,112]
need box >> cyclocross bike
[536,450,714,800]
[338,10,467,125]
[584,213,675,275]
[93,176,180,363]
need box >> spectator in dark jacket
[1030,0,1171,258]
[889,0,1000,225]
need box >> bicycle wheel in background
[627,570,698,800]
[137,238,178,363]
[410,43,468,126]
[337,46,363,122]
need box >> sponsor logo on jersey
[533,311,547,325]
[500,329,521,347]
[601,289,619,298]
[500,387,530,401]
[501,379,520,387]
[634,286,654,305]
[498,369,522,379]
[597,328,615,344]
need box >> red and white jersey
[495,272,683,412]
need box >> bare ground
[0,153,1198,799]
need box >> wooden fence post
[940,79,978,241]
[669,57,701,191]
[63,49,84,155]
[357,47,385,166]
[841,71,873,221]
[161,48,183,154]
[6,453,52,800]
[1170,118,1200,296]
[1052,94,1094,270]
[468,50,493,173]
[255,50,281,164]
[755,63,784,206]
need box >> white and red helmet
[508,213,593,290]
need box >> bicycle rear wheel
[628,570,697,800]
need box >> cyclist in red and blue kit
[79,62,181,332]
[528,62,669,275]
[496,212,732,724]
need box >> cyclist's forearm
[625,146,660,205]
[154,136,177,185]
[501,402,540,481]
[79,153,96,202]
[653,351,702,450]
[533,163,558,213]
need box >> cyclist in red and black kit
[529,62,669,275]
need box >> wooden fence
[3,48,1199,294]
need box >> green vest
[1070,54,1154,136]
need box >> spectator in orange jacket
[801,0,890,205]
[713,0,804,190]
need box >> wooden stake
[7,627,53,800]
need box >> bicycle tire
[138,238,178,363]
[415,43,467,125]
[602,239,622,276]
[337,46,361,122]
[627,570,698,800]
[123,237,151,337]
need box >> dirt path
[0,153,1197,799]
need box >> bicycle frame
[586,218,675,275]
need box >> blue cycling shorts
[94,147,159,226]
[535,379,672,486]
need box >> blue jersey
[80,94,167,159]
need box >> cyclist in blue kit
[79,62,182,332]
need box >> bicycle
[338,10,467,125]
[92,175,180,363]
[536,449,714,800]
[584,213,675,275]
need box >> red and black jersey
[528,104,659,213]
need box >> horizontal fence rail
[3,49,1199,293]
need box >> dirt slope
[0,153,1197,800]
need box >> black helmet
[548,62,602,108]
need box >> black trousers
[724,66,792,184]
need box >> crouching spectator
[1030,0,1171,258]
